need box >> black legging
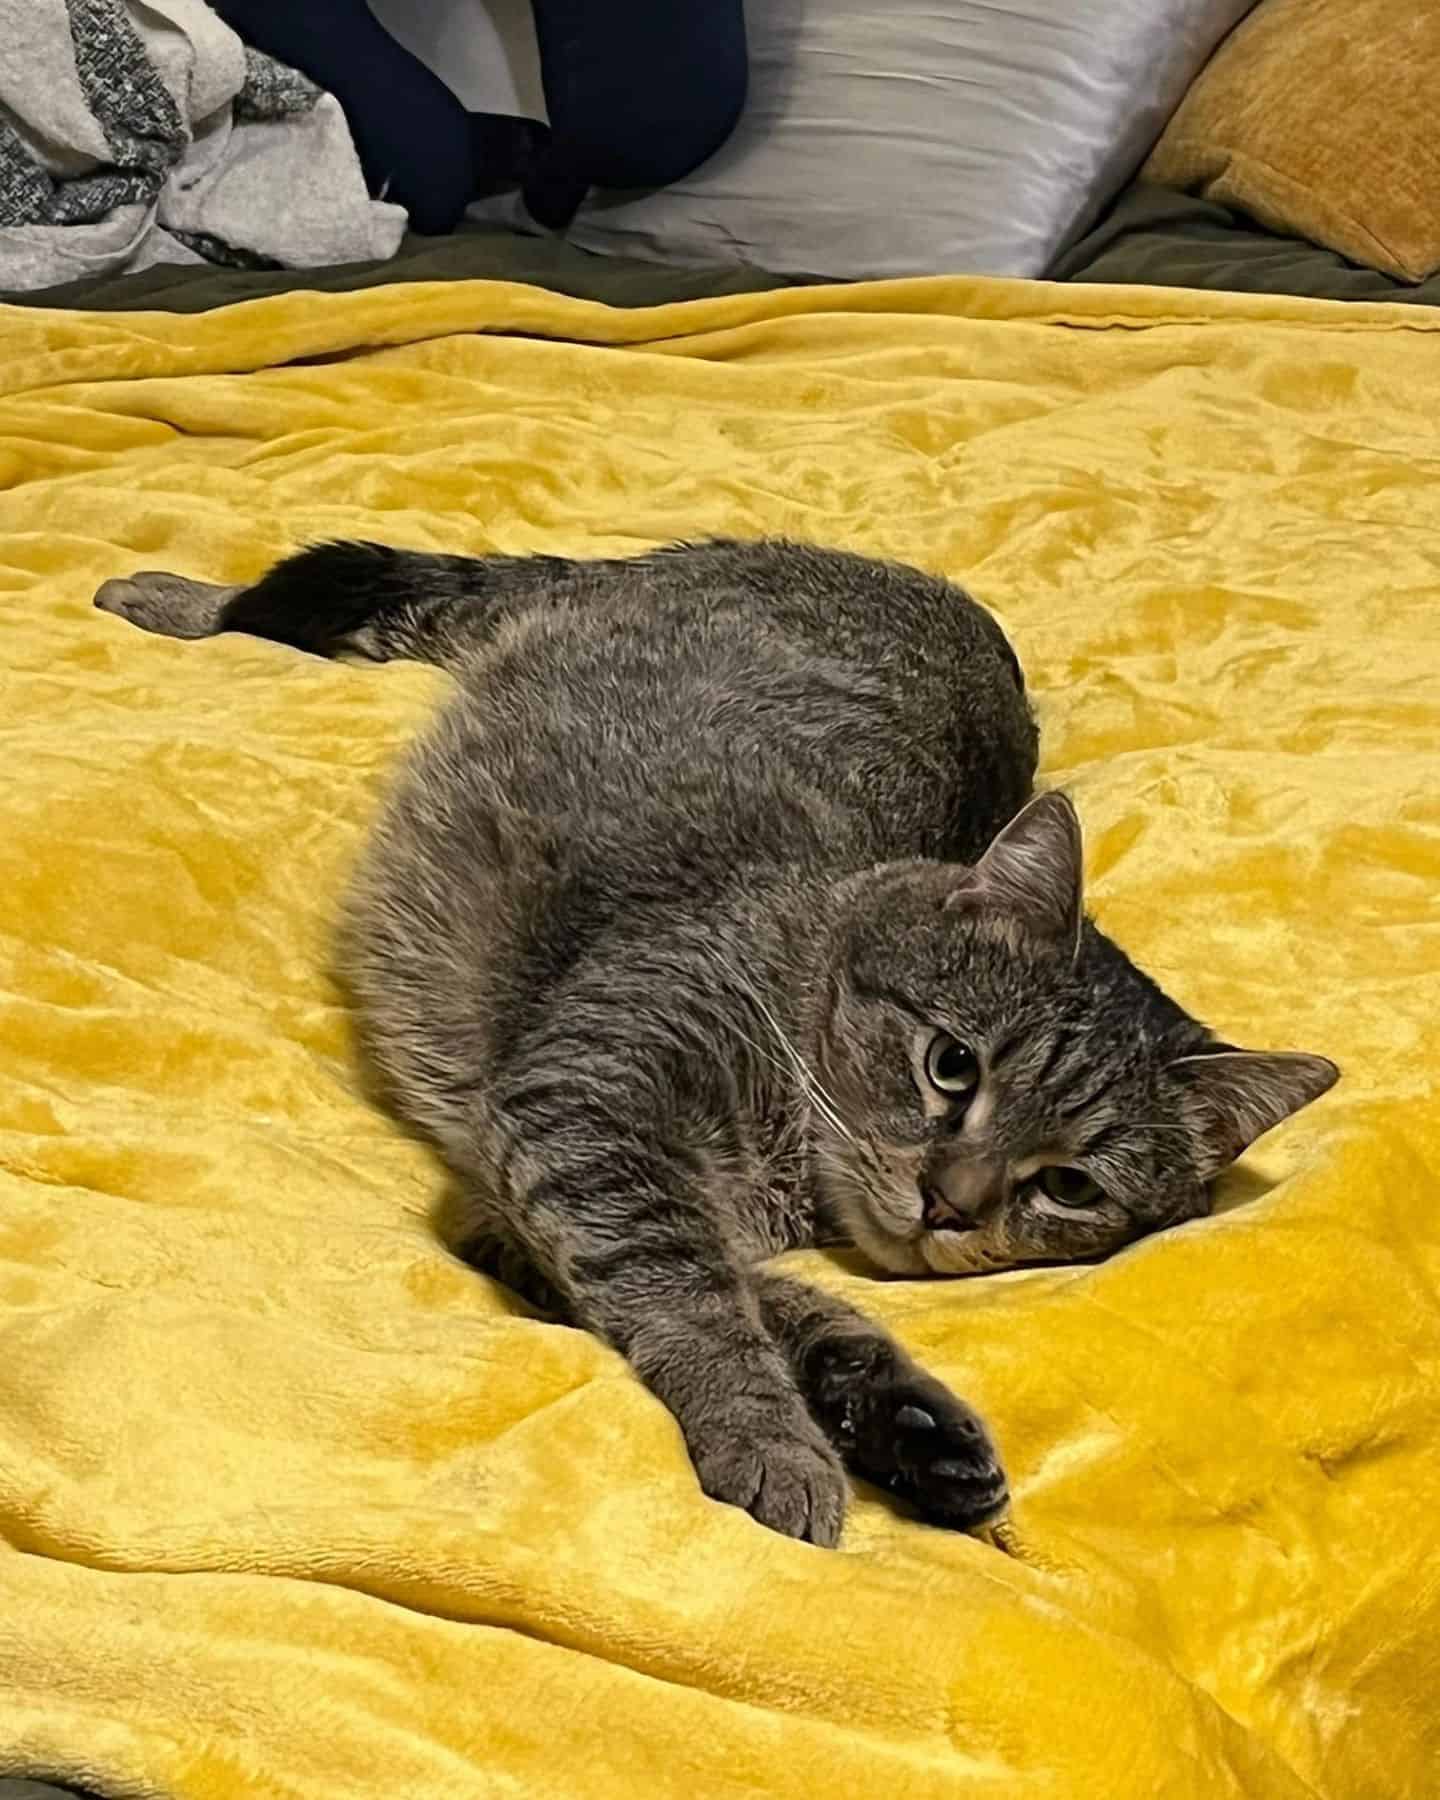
[209,0,747,236]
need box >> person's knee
[535,2,748,192]
[566,56,747,190]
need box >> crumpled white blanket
[0,0,405,292]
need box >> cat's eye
[1036,1166,1104,1209]
[924,1033,979,1096]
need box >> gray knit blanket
[0,0,405,292]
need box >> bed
[2,235,1438,1799]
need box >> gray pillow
[562,0,1258,281]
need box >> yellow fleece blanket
[2,273,1438,1800]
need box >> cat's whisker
[762,1021,855,1144]
[754,1006,855,1138]
[728,1021,809,1094]
[716,958,857,1145]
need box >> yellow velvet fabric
[2,274,1437,1800]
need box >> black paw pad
[846,1364,1008,1531]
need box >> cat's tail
[94,540,570,672]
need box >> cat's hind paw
[94,570,240,640]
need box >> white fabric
[140,0,246,126]
[560,0,1259,282]
[0,4,114,172]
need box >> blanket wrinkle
[1,271,1438,1797]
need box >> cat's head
[813,793,1337,1277]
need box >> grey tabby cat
[95,538,1337,1546]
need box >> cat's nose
[922,1159,1007,1230]
[921,1185,970,1230]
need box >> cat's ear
[1169,1047,1339,1177]
[950,791,1083,956]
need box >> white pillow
[562,0,1258,281]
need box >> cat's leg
[94,541,574,670]
[757,1272,1009,1531]
[493,1140,847,1546]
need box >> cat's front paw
[840,1361,1008,1531]
[690,1411,847,1547]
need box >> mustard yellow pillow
[1145,0,1440,283]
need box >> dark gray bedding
[1053,181,1440,305]
[2,223,793,314]
[8,184,1435,320]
